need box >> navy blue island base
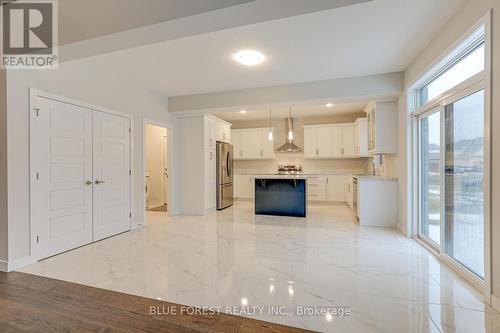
[254,177,307,218]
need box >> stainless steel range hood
[276,118,302,153]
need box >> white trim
[412,72,485,117]
[482,9,493,304]
[29,89,134,263]
[7,256,32,271]
[408,10,492,301]
[407,13,489,89]
[414,237,484,294]
[142,118,176,226]
[491,295,500,312]
[0,260,8,272]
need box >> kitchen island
[254,175,307,217]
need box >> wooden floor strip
[0,272,316,333]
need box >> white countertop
[353,175,398,181]
[235,173,398,181]
[252,175,308,180]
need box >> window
[413,22,488,282]
[418,43,484,106]
[416,25,485,107]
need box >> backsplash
[234,152,369,174]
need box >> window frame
[407,11,492,302]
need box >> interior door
[31,97,93,260]
[93,112,131,241]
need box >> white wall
[169,72,403,112]
[231,113,369,174]
[403,0,500,299]
[0,69,8,267]
[5,58,176,267]
[145,124,167,208]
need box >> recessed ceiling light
[240,110,247,114]
[326,103,334,108]
[233,50,265,66]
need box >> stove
[276,165,303,175]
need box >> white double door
[31,96,131,260]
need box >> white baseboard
[0,260,8,272]
[491,295,500,312]
[132,221,145,230]
[8,256,32,271]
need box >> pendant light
[287,107,294,140]
[268,106,273,141]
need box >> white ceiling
[214,101,368,122]
[68,0,466,97]
[57,0,253,45]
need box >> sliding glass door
[419,110,441,246]
[418,88,485,279]
[444,89,485,278]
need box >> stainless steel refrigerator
[216,141,233,210]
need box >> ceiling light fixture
[240,110,247,114]
[233,50,265,66]
[326,103,334,108]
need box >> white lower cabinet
[234,175,254,199]
[345,176,354,209]
[327,175,345,201]
[306,175,347,203]
[204,149,216,212]
[307,176,328,201]
[357,178,397,227]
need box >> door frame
[29,89,134,263]
[142,118,175,224]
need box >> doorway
[144,121,171,221]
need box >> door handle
[95,180,106,185]
[85,180,93,186]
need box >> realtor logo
[1,0,58,68]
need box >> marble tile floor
[20,201,500,333]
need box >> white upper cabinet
[232,128,275,160]
[318,126,334,157]
[304,124,357,159]
[365,101,398,154]
[215,120,231,143]
[341,125,355,157]
[354,118,369,156]
[204,117,216,150]
[303,127,318,157]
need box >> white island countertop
[252,175,308,180]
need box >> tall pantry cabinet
[178,115,231,215]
